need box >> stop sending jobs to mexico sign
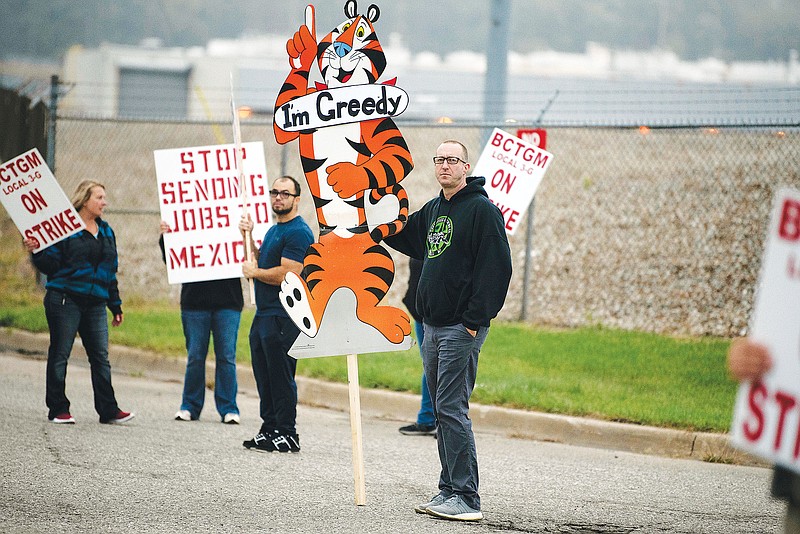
[0,148,85,252]
[471,128,554,235]
[731,188,800,474]
[155,142,270,285]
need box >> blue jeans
[44,289,120,421]
[415,321,435,426]
[421,322,489,511]
[180,308,241,419]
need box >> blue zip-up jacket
[31,218,123,315]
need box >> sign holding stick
[231,75,257,305]
[0,148,85,252]
[731,188,800,473]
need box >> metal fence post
[481,0,511,147]
[280,143,289,179]
[47,75,59,173]
[520,95,557,321]
[37,75,60,287]
[520,199,535,321]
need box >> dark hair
[275,175,302,196]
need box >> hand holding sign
[728,338,773,382]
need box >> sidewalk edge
[1,327,766,467]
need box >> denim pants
[421,322,489,511]
[249,315,299,435]
[180,308,241,419]
[415,321,435,426]
[44,289,120,421]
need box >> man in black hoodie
[384,139,512,522]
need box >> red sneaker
[49,413,75,424]
[105,410,135,424]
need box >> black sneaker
[399,422,437,436]
[243,431,300,453]
[243,430,274,450]
[269,432,301,452]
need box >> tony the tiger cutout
[273,1,414,352]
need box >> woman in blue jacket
[24,180,133,425]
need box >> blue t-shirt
[255,216,314,317]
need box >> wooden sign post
[231,75,257,305]
[347,354,366,505]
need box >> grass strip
[0,298,737,433]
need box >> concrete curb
[1,327,766,467]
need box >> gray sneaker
[426,494,483,521]
[414,493,446,514]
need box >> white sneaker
[415,493,446,514]
[222,413,240,424]
[49,413,76,424]
[426,495,483,521]
[174,409,192,421]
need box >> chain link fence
[16,114,800,337]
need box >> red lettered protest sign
[731,188,800,473]
[154,142,270,284]
[471,128,554,235]
[0,148,85,252]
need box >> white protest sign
[731,188,800,473]
[154,142,270,284]
[274,83,409,132]
[471,128,554,235]
[0,148,85,252]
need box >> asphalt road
[0,350,784,533]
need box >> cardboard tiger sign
[273,1,414,356]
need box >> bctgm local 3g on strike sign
[0,148,85,252]
[471,128,554,235]
[731,188,800,473]
[154,142,271,285]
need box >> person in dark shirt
[159,222,244,424]
[239,176,314,453]
[25,180,133,425]
[384,140,512,521]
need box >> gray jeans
[421,322,489,511]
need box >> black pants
[249,315,300,435]
[773,467,800,534]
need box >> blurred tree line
[2,0,797,63]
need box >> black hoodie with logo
[385,176,512,331]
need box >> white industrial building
[56,35,800,124]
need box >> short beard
[273,205,293,216]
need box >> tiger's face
[318,1,386,88]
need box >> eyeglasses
[269,190,299,199]
[433,156,466,166]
